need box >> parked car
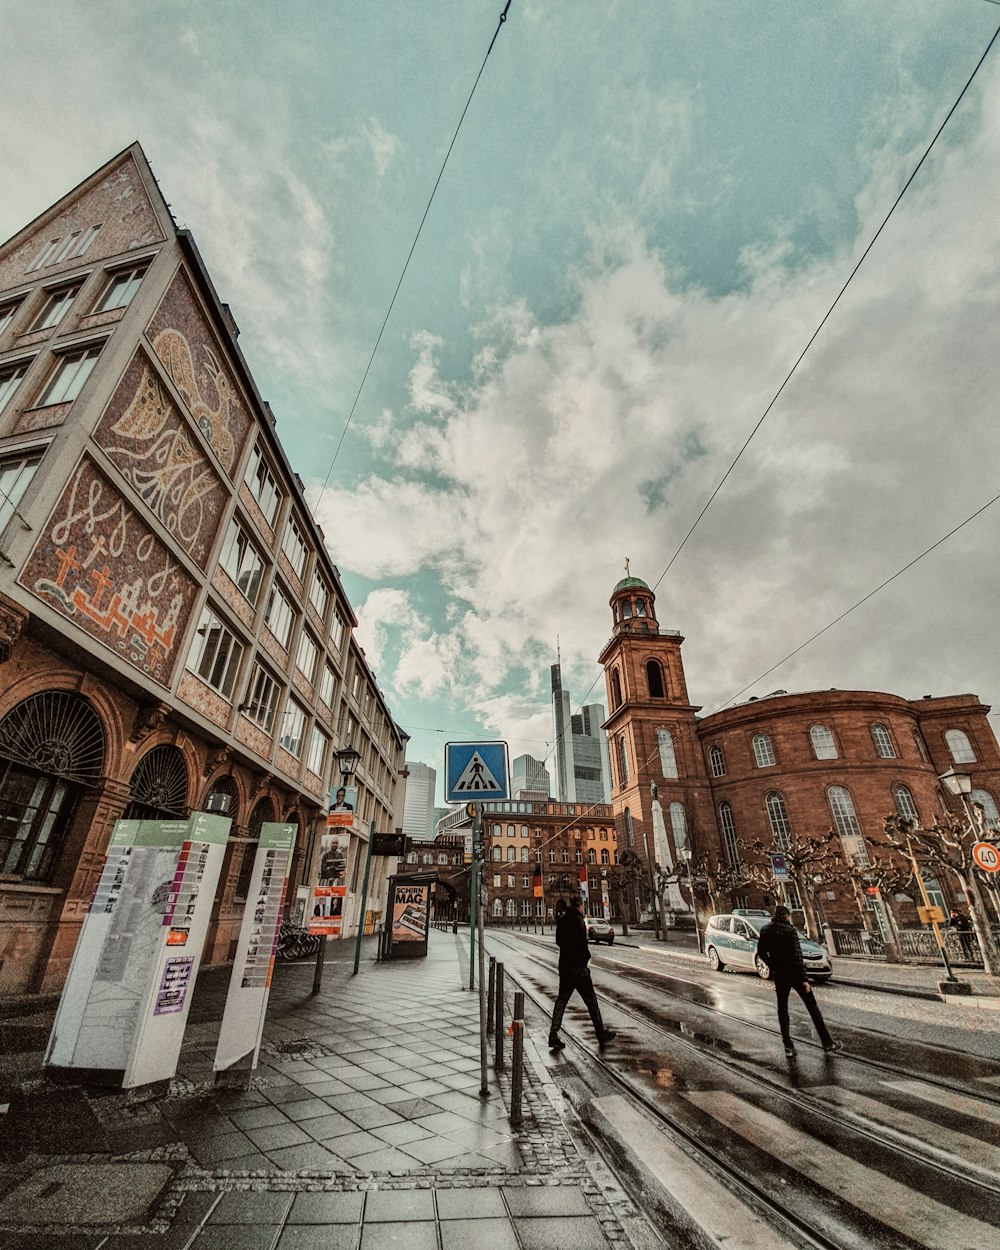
[703,910,832,981]
[586,917,615,945]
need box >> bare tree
[878,813,1000,977]
[742,831,838,942]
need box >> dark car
[586,917,615,945]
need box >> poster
[318,827,350,882]
[309,885,346,936]
[325,784,358,829]
[391,883,429,943]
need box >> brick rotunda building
[600,571,1000,935]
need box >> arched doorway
[124,744,189,820]
[0,691,104,880]
[235,796,275,901]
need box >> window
[264,584,295,649]
[506,846,516,862]
[296,631,319,683]
[810,725,837,760]
[331,610,346,652]
[636,597,647,617]
[187,606,243,698]
[945,729,976,764]
[548,849,556,863]
[243,444,280,526]
[601,848,610,864]
[306,725,329,775]
[870,723,895,759]
[970,789,1000,831]
[621,598,631,619]
[912,728,929,763]
[646,660,665,699]
[282,518,307,578]
[507,874,515,888]
[38,344,102,405]
[766,792,792,850]
[587,848,596,864]
[709,745,725,777]
[242,663,280,733]
[669,802,687,854]
[422,853,432,866]
[218,519,264,605]
[562,848,570,863]
[521,899,531,917]
[95,263,149,312]
[319,664,336,707]
[0,298,22,335]
[618,735,629,784]
[492,846,501,861]
[828,786,869,865]
[506,824,514,837]
[0,362,30,412]
[892,784,919,826]
[611,669,623,710]
[575,849,583,864]
[0,449,42,535]
[520,846,529,862]
[32,284,82,331]
[522,875,530,888]
[657,729,678,778]
[752,733,775,767]
[719,803,740,866]
[28,227,101,272]
[309,571,329,619]
[623,808,634,848]
[279,700,307,757]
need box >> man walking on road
[549,896,617,1051]
[756,905,842,1058]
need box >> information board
[214,822,296,1077]
[46,812,229,1088]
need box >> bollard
[486,957,496,1035]
[510,990,525,1127]
[494,961,505,1071]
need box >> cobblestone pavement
[0,932,651,1249]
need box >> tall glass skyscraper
[551,663,611,804]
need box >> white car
[586,917,615,945]
[704,910,833,982]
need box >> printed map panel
[19,455,200,686]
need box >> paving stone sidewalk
[0,931,648,1250]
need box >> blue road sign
[445,741,510,802]
[770,853,789,879]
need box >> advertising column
[45,812,229,1089]
[214,822,296,1081]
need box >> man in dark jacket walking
[756,905,841,1057]
[549,897,617,1051]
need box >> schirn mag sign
[391,883,429,943]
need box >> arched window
[587,848,596,864]
[669,803,688,855]
[911,728,929,762]
[406,851,417,864]
[492,845,501,861]
[810,725,837,760]
[623,808,634,848]
[870,723,895,759]
[520,846,529,862]
[828,786,869,865]
[646,660,665,699]
[126,745,189,820]
[752,733,776,768]
[0,691,104,881]
[970,789,1000,831]
[892,784,919,826]
[709,745,725,777]
[422,853,432,865]
[611,669,623,711]
[766,792,792,850]
[945,729,976,763]
[506,823,514,837]
[505,846,515,862]
[600,848,609,864]
[719,803,739,866]
[204,774,238,819]
[657,729,678,778]
[237,797,275,899]
[621,599,632,619]
[492,898,503,918]
[635,598,647,617]
[506,899,516,917]
[618,735,629,784]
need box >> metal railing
[830,928,886,959]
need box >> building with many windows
[550,662,611,804]
[400,761,436,840]
[0,145,406,996]
[511,753,550,799]
[600,571,1000,934]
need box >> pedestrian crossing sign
[445,741,509,802]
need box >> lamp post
[313,745,360,994]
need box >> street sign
[973,840,1000,873]
[445,741,509,802]
[918,904,945,925]
[372,833,408,857]
[770,853,789,880]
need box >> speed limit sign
[972,841,1000,873]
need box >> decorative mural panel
[96,350,228,570]
[18,456,199,687]
[147,271,253,478]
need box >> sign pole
[469,805,481,992]
[352,819,377,977]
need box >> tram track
[488,931,1000,1250]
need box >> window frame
[278,699,307,758]
[0,297,23,335]
[752,733,776,768]
[945,729,976,764]
[37,343,103,406]
[0,447,44,536]
[296,629,320,684]
[281,517,308,579]
[657,728,678,778]
[218,517,265,606]
[810,724,838,760]
[0,360,32,413]
[95,262,150,313]
[186,605,244,700]
[709,745,726,777]
[264,583,295,650]
[32,282,82,331]
[306,724,329,776]
[870,722,896,759]
[242,662,281,733]
[243,443,281,527]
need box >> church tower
[599,567,715,916]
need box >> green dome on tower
[612,575,650,594]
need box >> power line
[649,19,1000,596]
[320,1,513,491]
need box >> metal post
[478,870,488,1097]
[486,957,496,1034]
[469,806,481,991]
[510,990,524,1127]
[352,819,376,977]
[907,836,956,982]
[494,960,505,1071]
[310,934,327,995]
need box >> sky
[3,1,1000,806]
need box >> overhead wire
[319,1,513,492]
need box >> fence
[831,925,998,967]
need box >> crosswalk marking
[885,1079,999,1122]
[685,1090,999,1250]
[811,1085,1000,1176]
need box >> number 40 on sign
[972,841,1000,873]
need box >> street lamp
[336,744,361,781]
